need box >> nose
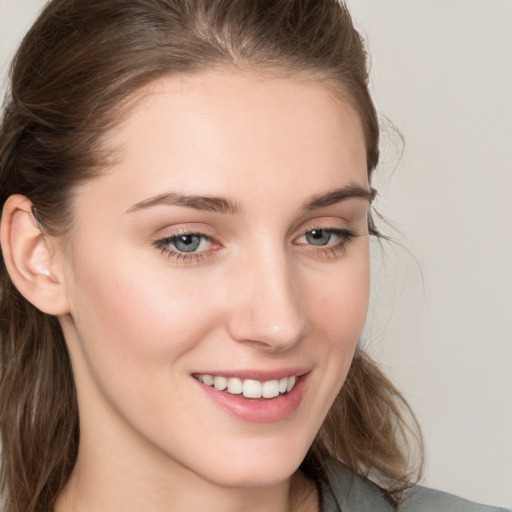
[226,249,307,352]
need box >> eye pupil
[180,235,195,245]
[306,229,331,246]
[173,234,201,252]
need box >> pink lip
[193,371,310,424]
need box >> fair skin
[2,71,372,512]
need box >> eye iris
[173,234,201,252]
[306,229,331,246]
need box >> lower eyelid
[153,231,221,262]
[156,244,214,263]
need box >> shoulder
[399,485,510,512]
[320,458,510,512]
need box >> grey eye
[172,234,203,252]
[305,229,332,246]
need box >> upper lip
[192,368,310,381]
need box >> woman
[0,1,508,511]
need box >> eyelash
[295,227,357,259]
[154,230,217,263]
[154,227,358,263]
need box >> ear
[0,195,70,316]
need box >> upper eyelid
[153,223,354,241]
[290,211,364,231]
[155,229,355,254]
[294,227,356,243]
[155,231,215,248]
[153,225,217,242]
[294,224,355,238]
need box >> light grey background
[348,0,512,507]
[1,0,511,508]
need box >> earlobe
[0,195,70,316]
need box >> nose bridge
[227,241,306,351]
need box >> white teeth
[202,374,214,386]
[195,373,298,398]
[213,376,227,391]
[243,379,262,398]
[227,377,243,394]
[262,380,279,398]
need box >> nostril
[229,314,307,352]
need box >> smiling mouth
[193,374,297,399]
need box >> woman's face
[58,71,372,488]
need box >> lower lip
[194,374,309,424]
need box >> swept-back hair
[0,1,422,510]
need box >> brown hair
[0,1,422,510]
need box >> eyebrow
[126,184,375,215]
[126,192,240,215]
[303,185,376,210]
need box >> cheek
[305,247,370,405]
[65,248,223,388]
[308,249,370,347]
[64,249,230,448]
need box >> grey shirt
[320,459,510,512]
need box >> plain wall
[348,0,512,507]
[1,0,511,508]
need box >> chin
[190,437,311,489]
[206,462,301,489]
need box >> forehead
[79,70,368,211]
